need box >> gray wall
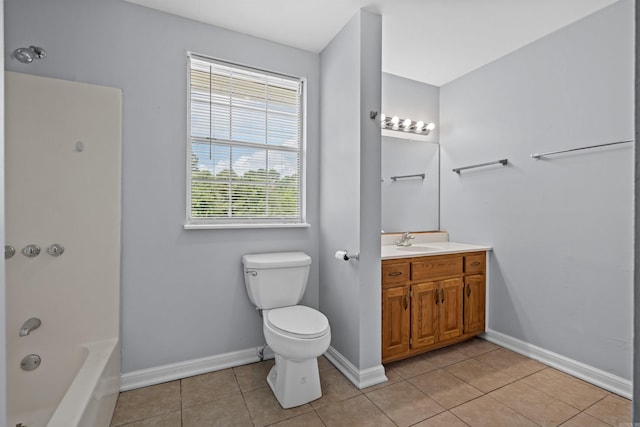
[319,9,382,370]
[381,73,440,232]
[441,0,634,380]
[5,0,321,373]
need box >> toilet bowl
[263,306,331,408]
[241,252,331,408]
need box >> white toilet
[242,252,331,408]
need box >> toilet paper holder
[335,250,359,261]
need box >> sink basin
[394,245,440,252]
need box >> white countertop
[381,241,492,260]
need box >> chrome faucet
[396,232,415,247]
[19,317,41,337]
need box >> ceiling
[125,0,620,86]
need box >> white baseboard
[324,346,388,390]
[120,346,274,392]
[483,329,632,399]
[120,345,388,393]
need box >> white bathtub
[9,338,120,427]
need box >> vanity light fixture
[380,113,435,135]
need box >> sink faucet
[19,317,41,337]
[396,232,415,247]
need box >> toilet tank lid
[242,252,311,269]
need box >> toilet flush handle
[246,270,258,276]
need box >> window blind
[188,55,304,224]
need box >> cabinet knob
[388,271,402,277]
[441,291,445,303]
[435,289,439,304]
[466,284,471,297]
[403,294,408,310]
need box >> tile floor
[110,338,631,427]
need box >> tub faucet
[19,317,41,337]
[396,232,415,247]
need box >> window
[187,54,305,227]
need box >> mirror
[381,135,439,232]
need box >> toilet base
[267,354,322,408]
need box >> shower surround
[5,72,122,427]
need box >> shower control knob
[20,354,41,371]
[46,243,64,257]
[4,245,15,259]
[21,244,40,257]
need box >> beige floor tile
[422,347,470,367]
[408,369,483,409]
[315,395,395,427]
[242,386,314,427]
[318,355,334,372]
[584,394,632,426]
[386,355,439,379]
[445,358,514,392]
[111,381,181,426]
[412,411,469,427]
[452,338,499,357]
[233,359,274,392]
[182,393,253,427]
[560,412,611,427]
[489,380,579,426]
[366,381,445,427]
[122,411,182,427]
[310,367,362,409]
[474,348,545,379]
[181,368,240,408]
[451,395,538,427]
[522,368,607,410]
[268,411,326,426]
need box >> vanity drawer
[411,256,463,281]
[382,262,410,286]
[464,253,486,275]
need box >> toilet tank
[242,252,311,310]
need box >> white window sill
[184,222,311,230]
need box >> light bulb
[426,122,436,131]
[403,119,412,128]
[391,116,400,125]
[380,114,387,128]
[415,121,424,130]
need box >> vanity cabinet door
[439,278,464,341]
[382,285,410,360]
[410,282,438,349]
[464,274,486,334]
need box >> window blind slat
[188,55,303,223]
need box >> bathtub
[8,338,120,427]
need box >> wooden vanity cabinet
[382,251,486,363]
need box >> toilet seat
[265,306,329,339]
